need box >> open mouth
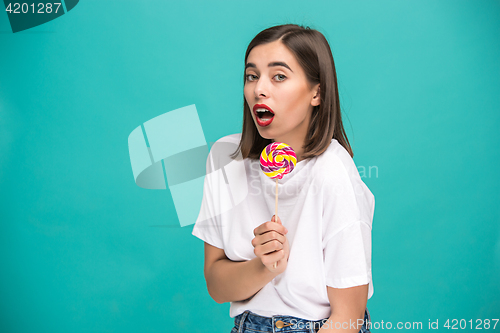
[256,109,274,120]
[253,104,275,127]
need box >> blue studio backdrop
[1,0,499,332]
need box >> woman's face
[244,40,320,154]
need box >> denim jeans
[231,308,371,333]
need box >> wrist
[252,256,277,278]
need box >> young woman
[192,24,374,333]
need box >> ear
[311,84,320,107]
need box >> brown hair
[230,23,353,160]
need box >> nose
[254,77,269,99]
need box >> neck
[272,137,305,163]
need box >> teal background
[1,0,499,332]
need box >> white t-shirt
[192,133,375,320]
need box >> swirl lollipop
[260,142,297,268]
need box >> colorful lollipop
[260,142,297,268]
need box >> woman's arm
[318,284,368,332]
[203,242,277,304]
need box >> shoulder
[208,133,242,165]
[316,139,375,224]
[315,139,358,184]
[212,133,241,145]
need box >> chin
[255,127,274,140]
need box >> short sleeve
[323,220,372,290]
[191,149,224,249]
[320,156,374,296]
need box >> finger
[261,239,284,255]
[252,230,285,249]
[260,230,286,246]
[271,216,288,235]
[254,221,287,236]
[272,215,286,227]
[261,249,285,266]
[266,221,288,235]
[253,222,273,236]
[252,231,285,249]
[271,215,281,224]
[254,239,283,256]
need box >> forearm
[318,311,366,333]
[206,257,276,303]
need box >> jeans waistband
[234,308,371,333]
[234,310,328,333]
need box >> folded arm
[318,284,368,333]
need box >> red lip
[253,104,274,114]
[252,104,275,127]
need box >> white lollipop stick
[274,178,278,269]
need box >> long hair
[231,24,353,160]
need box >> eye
[274,74,287,81]
[245,74,257,82]
[245,74,287,82]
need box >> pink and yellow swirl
[260,142,297,180]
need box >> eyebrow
[245,61,293,73]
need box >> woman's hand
[252,215,290,274]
